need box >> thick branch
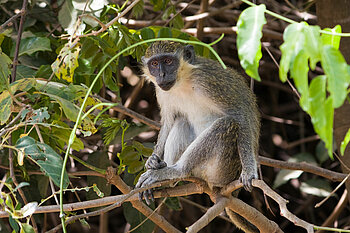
[187,197,230,233]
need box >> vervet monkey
[136,41,260,232]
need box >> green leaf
[127,160,144,174]
[13,182,30,193]
[0,51,11,92]
[123,202,155,233]
[0,94,12,125]
[169,14,184,29]
[131,0,144,18]
[308,76,334,157]
[141,28,155,41]
[15,37,51,57]
[50,127,84,151]
[165,197,182,211]
[236,4,266,81]
[21,223,35,233]
[119,146,140,164]
[321,45,350,108]
[132,141,153,157]
[279,22,307,82]
[321,25,342,49]
[16,65,36,80]
[0,78,35,125]
[341,128,350,155]
[304,25,321,70]
[51,42,81,83]
[315,141,329,164]
[6,195,14,211]
[300,178,333,197]
[42,92,79,121]
[290,51,309,111]
[15,136,69,188]
[157,27,172,38]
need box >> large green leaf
[321,45,350,108]
[0,50,12,92]
[15,136,69,188]
[279,22,307,82]
[303,25,321,70]
[290,51,309,111]
[321,25,342,49]
[39,92,97,133]
[13,37,51,56]
[308,76,334,156]
[236,4,266,81]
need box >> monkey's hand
[239,167,258,192]
[136,166,182,205]
[145,154,167,170]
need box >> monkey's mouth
[158,80,175,91]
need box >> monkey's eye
[151,60,159,67]
[164,58,173,65]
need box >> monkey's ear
[184,45,195,64]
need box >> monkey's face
[146,54,180,91]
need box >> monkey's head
[142,41,195,91]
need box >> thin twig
[0,12,21,32]
[259,156,347,182]
[11,0,28,83]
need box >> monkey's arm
[144,124,171,171]
[151,112,174,160]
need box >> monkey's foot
[239,169,258,192]
[145,154,167,170]
[135,169,162,205]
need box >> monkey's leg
[136,116,239,191]
[146,117,194,170]
[140,117,195,203]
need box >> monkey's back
[192,57,256,114]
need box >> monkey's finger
[144,191,151,205]
[157,161,167,169]
[135,171,150,188]
[138,192,143,202]
[147,189,155,203]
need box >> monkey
[135,41,260,232]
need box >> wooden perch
[2,167,318,233]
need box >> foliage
[236,5,350,157]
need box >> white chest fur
[157,79,223,136]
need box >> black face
[147,54,179,91]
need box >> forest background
[0,0,350,232]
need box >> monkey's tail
[225,208,259,233]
